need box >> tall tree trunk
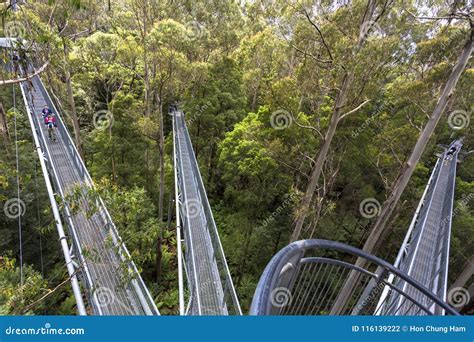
[291,0,378,242]
[331,27,473,314]
[155,95,165,283]
[365,27,472,253]
[0,101,10,154]
[155,225,163,283]
[236,227,254,286]
[142,3,151,117]
[450,256,474,291]
[62,39,83,157]
[158,100,165,221]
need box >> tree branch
[0,62,49,85]
[301,6,334,61]
[290,112,325,140]
[338,99,371,121]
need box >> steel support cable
[379,281,406,315]
[307,263,333,315]
[293,264,320,314]
[321,265,347,314]
[10,42,24,289]
[350,275,372,314]
[287,262,311,314]
[301,264,326,314]
[298,263,322,315]
[315,263,341,315]
[333,267,354,312]
[298,263,322,314]
[316,264,338,314]
[373,287,387,315]
[405,296,421,316]
[308,263,333,315]
[392,294,411,315]
[383,287,406,315]
[302,263,327,314]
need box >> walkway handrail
[250,239,459,316]
[19,80,87,315]
[26,73,159,315]
[375,158,441,314]
[173,111,242,315]
[178,112,242,315]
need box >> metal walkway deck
[173,111,241,315]
[21,74,158,315]
[380,140,462,315]
[249,142,462,316]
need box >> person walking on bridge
[41,105,52,123]
[45,113,57,142]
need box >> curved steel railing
[250,239,459,316]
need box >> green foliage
[1,0,472,315]
[0,257,48,315]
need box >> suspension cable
[11,36,24,288]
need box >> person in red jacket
[45,113,57,141]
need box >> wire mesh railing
[21,72,159,315]
[173,111,242,315]
[250,239,459,316]
[384,141,461,315]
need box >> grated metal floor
[393,143,460,315]
[175,112,227,315]
[26,76,154,315]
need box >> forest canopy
[0,0,472,315]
